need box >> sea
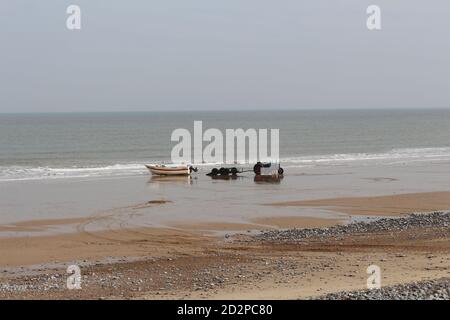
[1,109,450,182]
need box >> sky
[0,0,449,113]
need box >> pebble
[255,212,450,242]
[318,278,450,300]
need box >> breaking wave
[2,148,450,182]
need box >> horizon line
[1,107,450,115]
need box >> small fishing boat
[145,164,197,176]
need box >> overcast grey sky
[0,0,449,112]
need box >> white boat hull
[145,165,190,176]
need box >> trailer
[206,162,284,177]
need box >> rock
[316,278,450,300]
[255,212,450,243]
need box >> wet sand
[1,162,450,299]
[269,191,450,216]
[0,226,210,267]
[2,161,450,236]
[250,216,344,229]
[0,190,449,268]
[172,216,344,232]
[0,216,344,267]
[0,217,93,233]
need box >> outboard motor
[189,166,198,173]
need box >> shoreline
[3,189,450,238]
[268,191,450,216]
[1,191,450,268]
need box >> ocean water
[1,109,450,182]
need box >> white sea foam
[0,164,147,182]
[1,148,450,182]
[280,147,450,167]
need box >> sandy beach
[0,210,448,299]
[0,184,449,299]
